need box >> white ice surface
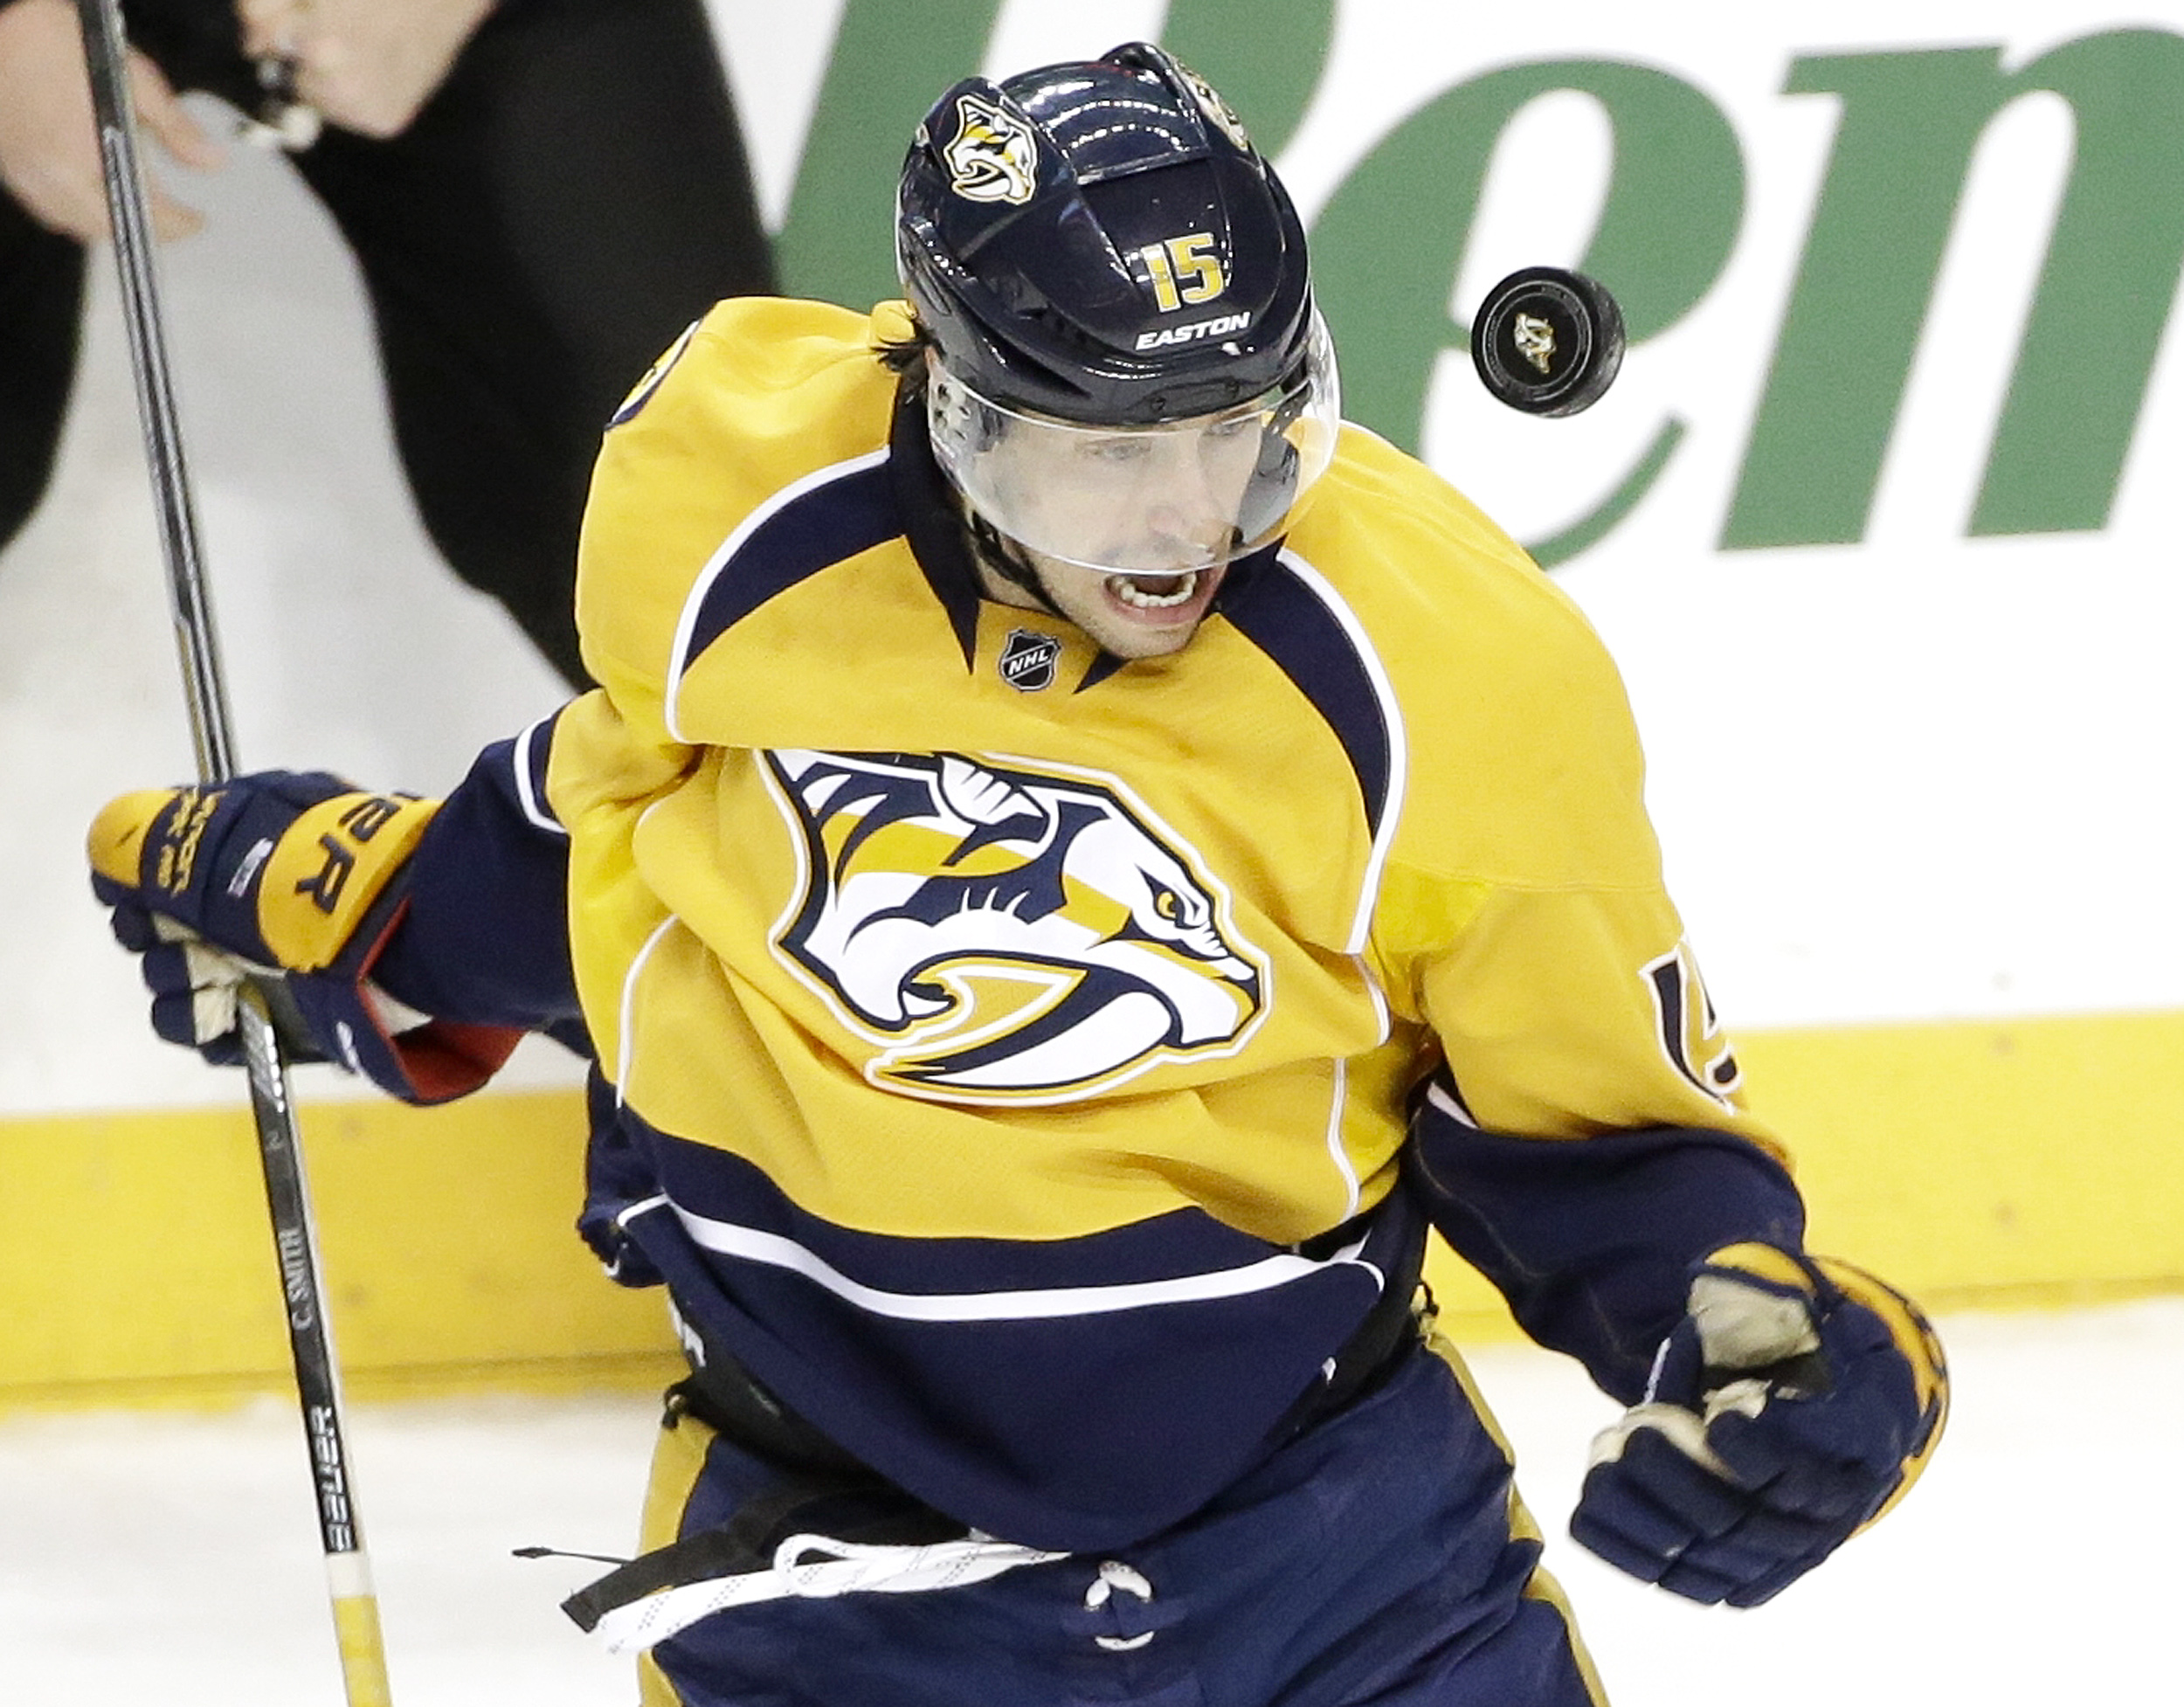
[2,1300,2177,1704]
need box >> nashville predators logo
[1513,311,1558,375]
[1176,64,1251,150]
[764,750,1268,1102]
[943,93,1039,205]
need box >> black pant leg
[0,188,87,557]
[292,0,777,687]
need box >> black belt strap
[1276,1207,1431,1441]
[559,1437,962,1633]
[674,1349,869,1476]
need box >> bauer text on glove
[87,772,522,1102]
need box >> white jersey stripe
[640,1199,1384,1323]
[1271,548,1408,956]
[512,713,568,836]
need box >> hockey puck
[1469,267,1625,417]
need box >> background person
[0,0,775,685]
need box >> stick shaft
[71,4,394,1702]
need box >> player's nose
[1137,436,1227,524]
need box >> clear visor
[926,312,1341,579]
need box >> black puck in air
[1469,266,1626,417]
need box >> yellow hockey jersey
[523,297,1793,1548]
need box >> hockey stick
[70,3,396,1703]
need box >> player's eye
[1080,436,1151,465]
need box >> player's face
[980,410,1262,657]
[928,324,1345,657]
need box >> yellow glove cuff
[256,791,441,971]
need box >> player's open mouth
[1106,569,1208,614]
[1109,571,1198,609]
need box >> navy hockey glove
[88,772,522,1103]
[1571,1243,1947,1607]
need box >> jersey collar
[888,382,986,672]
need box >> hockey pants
[630,1328,1609,1707]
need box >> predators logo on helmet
[896,41,1321,426]
[941,93,1040,206]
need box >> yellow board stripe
[3,1006,2181,1410]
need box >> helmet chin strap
[963,507,1072,619]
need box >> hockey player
[86,43,1946,1707]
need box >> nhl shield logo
[999,629,1061,692]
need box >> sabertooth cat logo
[1514,312,1558,375]
[1177,64,1251,150]
[764,750,1268,1102]
[943,93,1039,205]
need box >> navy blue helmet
[897,42,1322,428]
